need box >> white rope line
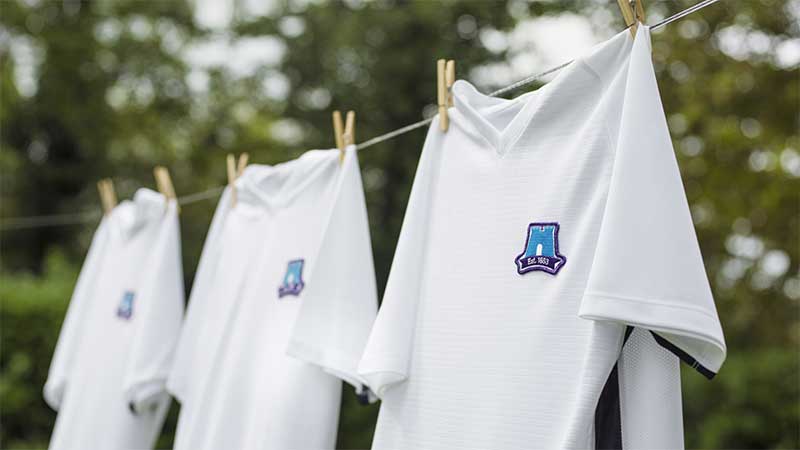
[0,210,103,231]
[0,186,226,231]
[356,118,433,151]
[357,0,723,151]
[485,60,575,99]
[651,0,721,29]
[0,0,724,232]
[177,186,226,205]
[356,59,575,151]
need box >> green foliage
[337,387,379,449]
[1,0,798,448]
[683,349,800,448]
[0,252,74,449]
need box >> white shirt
[168,147,378,450]
[358,26,726,450]
[45,189,184,450]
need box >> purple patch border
[278,258,305,298]
[514,222,567,276]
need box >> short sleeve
[286,147,378,392]
[578,26,726,378]
[167,188,231,404]
[357,124,444,397]
[44,217,111,411]
[123,203,186,412]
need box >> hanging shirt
[357,26,726,450]
[44,188,184,450]
[168,147,378,450]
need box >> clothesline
[0,0,723,232]
[356,0,721,150]
[0,187,226,231]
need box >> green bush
[683,349,800,449]
[0,252,381,449]
[1,252,74,449]
[0,252,179,449]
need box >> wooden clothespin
[332,110,355,163]
[227,154,238,207]
[153,166,179,213]
[333,111,345,152]
[237,152,249,177]
[446,61,455,107]
[618,0,646,36]
[343,111,355,146]
[227,153,250,208]
[437,59,456,132]
[97,178,117,216]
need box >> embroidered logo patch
[515,222,567,275]
[278,259,305,298]
[117,291,135,320]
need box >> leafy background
[1,0,798,448]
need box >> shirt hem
[579,291,726,374]
[285,338,365,392]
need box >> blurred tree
[1,0,205,270]
[0,252,72,449]
[1,0,798,448]
[646,1,800,447]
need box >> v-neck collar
[449,29,633,157]
[451,80,544,156]
[235,149,339,217]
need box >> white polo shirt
[358,26,726,450]
[45,188,184,450]
[168,148,378,450]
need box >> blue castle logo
[278,259,305,298]
[117,290,135,320]
[514,222,567,276]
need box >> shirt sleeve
[166,188,231,404]
[578,26,726,378]
[357,124,444,398]
[123,202,186,413]
[44,217,111,411]
[286,146,378,393]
